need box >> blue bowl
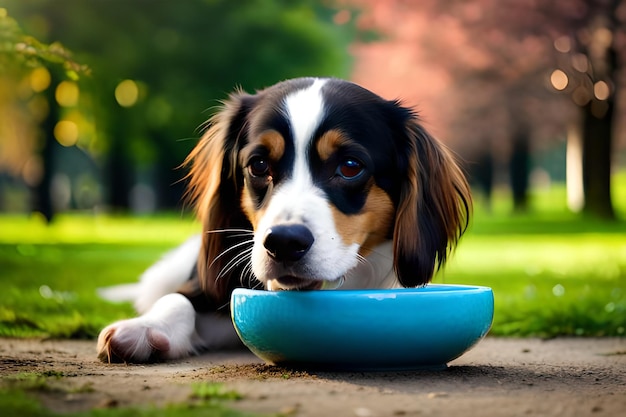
[230,284,493,370]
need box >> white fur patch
[250,79,361,285]
[284,78,327,155]
[97,293,198,362]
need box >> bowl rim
[231,283,492,299]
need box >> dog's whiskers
[205,229,257,297]
[240,261,258,288]
[215,254,261,312]
[217,247,253,280]
[216,300,231,311]
[205,228,254,234]
[360,245,394,262]
[356,253,375,275]
[209,239,254,269]
[205,228,254,236]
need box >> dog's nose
[263,225,314,262]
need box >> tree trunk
[106,113,133,211]
[153,132,187,210]
[566,125,584,212]
[470,149,494,211]
[579,4,618,220]
[156,161,186,210]
[509,128,530,212]
[35,70,60,223]
[581,98,615,219]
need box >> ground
[1,337,625,416]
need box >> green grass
[439,231,625,337]
[0,214,199,339]
[436,179,626,337]
[0,180,625,339]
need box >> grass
[0,180,625,339]
[439,228,626,337]
[437,180,626,337]
[0,214,199,338]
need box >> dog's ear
[182,91,257,308]
[392,111,471,287]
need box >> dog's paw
[97,319,177,363]
[97,293,198,364]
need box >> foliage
[1,0,360,210]
[0,7,87,77]
[350,0,625,218]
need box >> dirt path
[1,337,625,416]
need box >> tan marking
[316,129,353,161]
[330,185,395,256]
[240,129,286,167]
[240,130,285,229]
[240,186,266,231]
[259,130,285,161]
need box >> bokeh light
[593,27,613,49]
[55,81,80,107]
[54,120,79,147]
[114,79,139,107]
[550,69,568,91]
[553,36,571,53]
[29,67,51,92]
[593,81,610,101]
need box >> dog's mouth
[268,275,345,291]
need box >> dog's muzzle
[262,224,345,291]
[263,224,314,262]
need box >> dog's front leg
[97,293,198,363]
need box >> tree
[346,0,625,218]
[0,8,87,221]
[346,0,565,210]
[548,0,622,219]
[4,0,359,211]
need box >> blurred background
[1,0,624,220]
[0,0,625,340]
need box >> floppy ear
[182,92,257,308]
[393,117,472,287]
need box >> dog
[97,77,471,363]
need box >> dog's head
[185,78,470,303]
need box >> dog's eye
[248,158,270,177]
[337,158,364,179]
